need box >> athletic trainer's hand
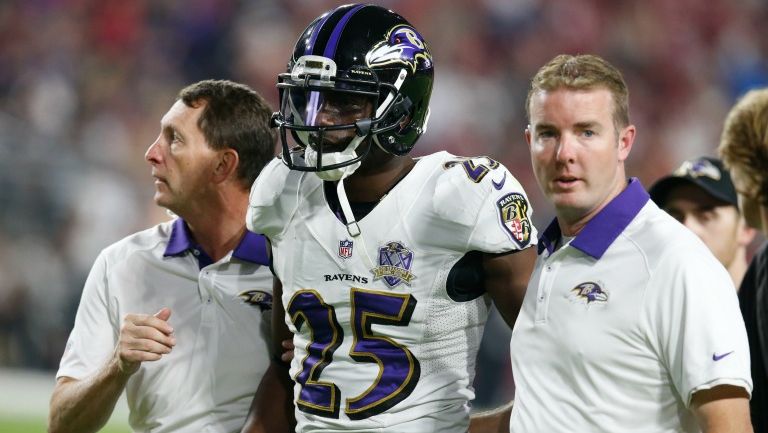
[114,307,176,376]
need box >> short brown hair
[178,80,276,187]
[526,54,630,130]
[718,88,768,204]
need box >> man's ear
[213,148,239,183]
[737,216,757,247]
[618,124,636,162]
[524,125,532,148]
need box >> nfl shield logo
[338,240,353,259]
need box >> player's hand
[280,339,295,363]
[114,307,176,376]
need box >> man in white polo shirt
[470,55,752,433]
[49,80,277,433]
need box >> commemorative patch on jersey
[371,241,416,288]
[338,239,354,259]
[497,193,532,247]
[237,290,273,311]
[569,282,608,306]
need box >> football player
[242,4,538,433]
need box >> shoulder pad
[247,158,300,238]
[435,154,536,250]
[435,155,524,217]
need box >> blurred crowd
[1,0,766,406]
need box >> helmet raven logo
[366,24,433,73]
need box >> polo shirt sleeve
[646,246,752,407]
[56,251,119,380]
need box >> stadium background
[1,0,766,430]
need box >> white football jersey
[247,151,537,433]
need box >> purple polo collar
[538,178,649,260]
[164,218,270,266]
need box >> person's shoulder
[100,220,173,262]
[247,157,317,237]
[625,201,699,248]
[427,151,528,196]
[624,202,724,275]
[250,157,297,196]
[429,152,529,209]
[415,152,535,247]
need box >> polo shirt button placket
[203,270,213,304]
[535,258,556,323]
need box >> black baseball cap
[649,156,738,207]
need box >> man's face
[308,91,374,153]
[663,183,745,267]
[526,87,634,227]
[145,100,220,214]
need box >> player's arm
[483,247,537,328]
[691,385,752,433]
[49,308,175,433]
[469,400,513,433]
[241,278,296,433]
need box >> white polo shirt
[57,218,273,433]
[509,179,752,433]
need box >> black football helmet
[273,4,434,179]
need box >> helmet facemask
[274,55,410,180]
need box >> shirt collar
[164,218,270,266]
[232,230,270,265]
[538,178,649,260]
[164,218,195,256]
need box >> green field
[0,368,132,433]
[0,415,130,433]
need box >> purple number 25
[286,288,420,420]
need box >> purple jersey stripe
[323,4,366,58]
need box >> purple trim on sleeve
[537,178,649,260]
[233,231,270,266]
[323,4,366,58]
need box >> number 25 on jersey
[287,288,420,420]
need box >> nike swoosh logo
[712,351,735,361]
[492,172,506,190]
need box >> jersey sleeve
[56,251,118,380]
[246,158,300,239]
[432,155,538,253]
[646,247,752,407]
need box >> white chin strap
[336,179,361,237]
[336,177,376,271]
